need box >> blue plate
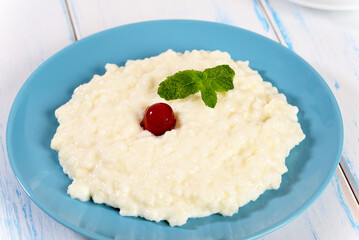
[7,20,343,240]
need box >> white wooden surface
[0,1,84,239]
[0,0,358,239]
[67,0,277,40]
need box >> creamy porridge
[51,49,305,226]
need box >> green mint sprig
[157,65,235,108]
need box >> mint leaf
[200,85,217,108]
[203,65,235,92]
[158,70,201,100]
[157,64,235,108]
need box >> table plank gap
[340,158,359,206]
[337,166,359,218]
[257,0,283,45]
[63,0,78,41]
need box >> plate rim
[6,19,344,240]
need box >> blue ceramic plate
[7,20,343,240]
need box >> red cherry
[140,103,176,136]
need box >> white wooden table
[1,0,359,239]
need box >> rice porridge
[51,49,305,226]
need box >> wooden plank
[0,0,85,239]
[263,169,359,239]
[261,0,359,195]
[67,0,277,40]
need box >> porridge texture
[51,49,305,226]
